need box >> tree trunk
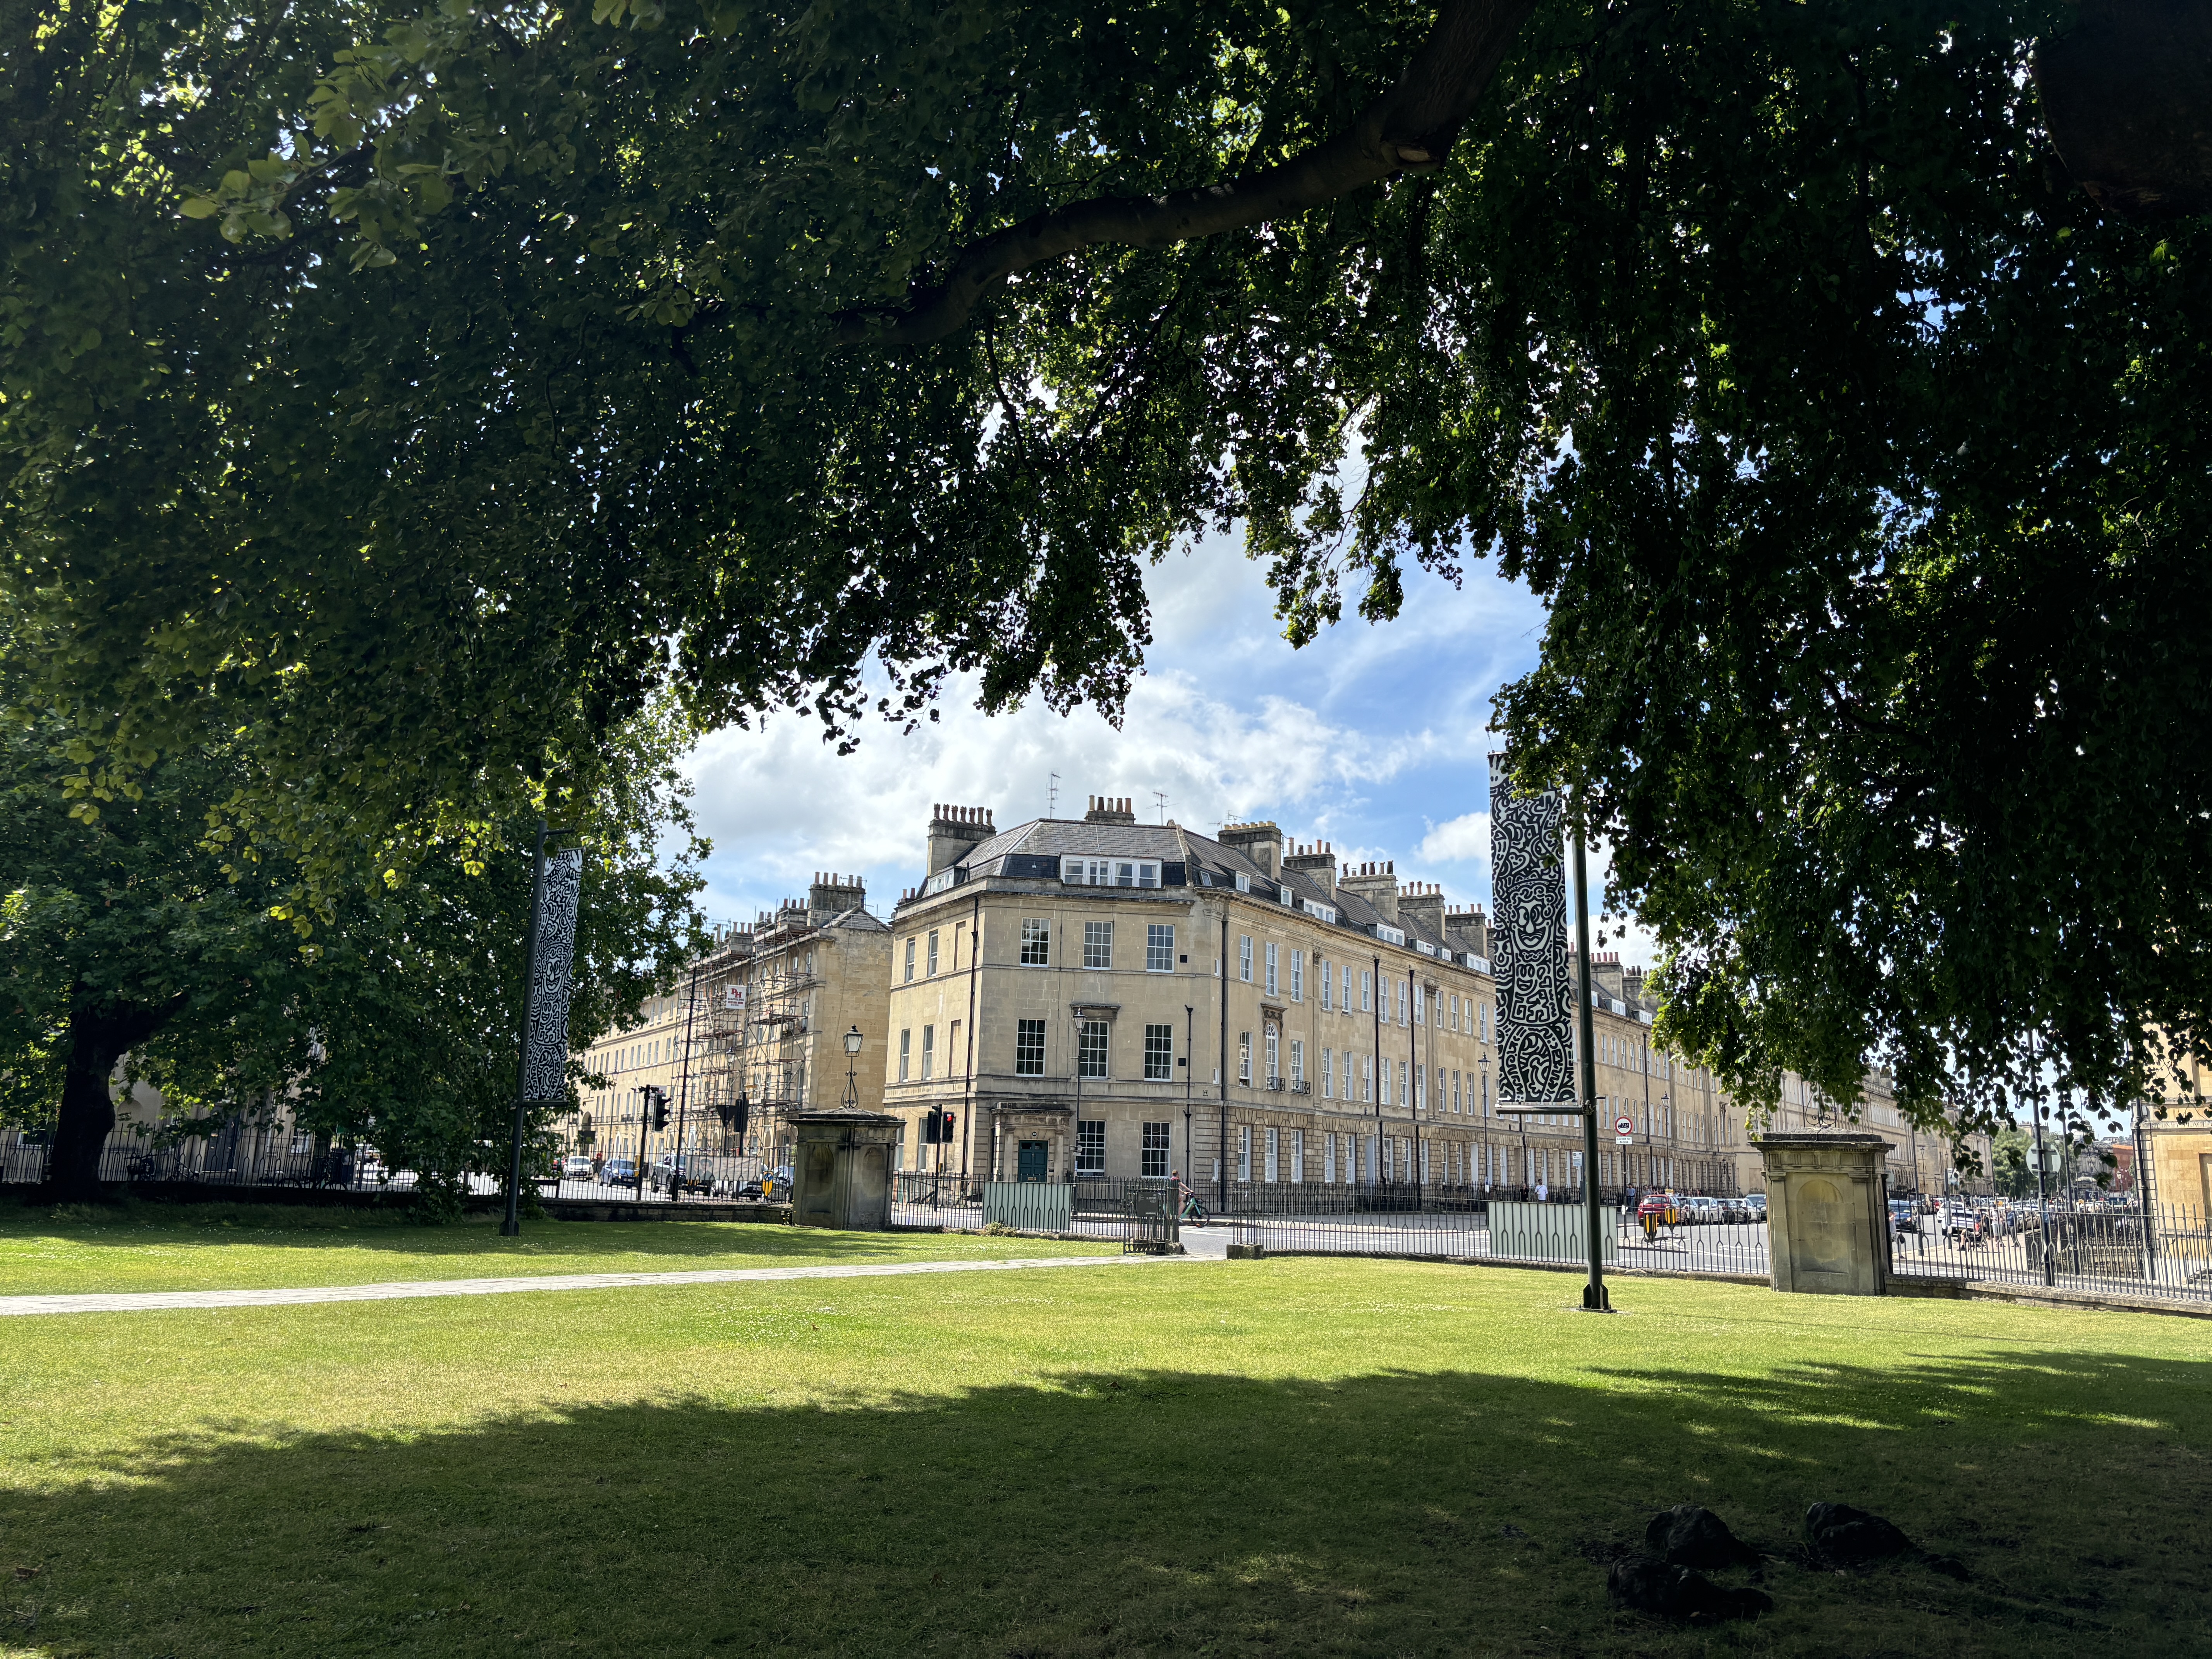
[48,1017,129,1202]
[46,995,176,1203]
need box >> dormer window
[1235,872,1252,893]
[1063,856,1159,888]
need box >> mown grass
[0,1201,1112,1295]
[2,1254,2208,1659]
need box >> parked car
[559,1155,595,1182]
[601,1157,640,1188]
[1888,1199,1921,1234]
[1743,1194,1768,1222]
[1636,1193,1678,1228]
[646,1154,748,1195]
[1938,1206,1985,1243]
[735,1179,766,1201]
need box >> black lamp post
[842,1024,863,1109]
[1183,1004,1195,1183]
[1479,1052,1491,1192]
[1570,811,1610,1312]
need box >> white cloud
[676,521,1662,970]
[683,666,1441,921]
[1417,811,1492,866]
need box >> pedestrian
[1536,1179,1549,1204]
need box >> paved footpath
[0,1251,1197,1318]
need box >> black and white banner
[520,847,585,1103]
[1489,754,1575,1107]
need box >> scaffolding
[673,899,822,1174]
[671,931,754,1163]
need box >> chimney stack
[1337,859,1399,924]
[1398,880,1446,940]
[1084,795,1138,825]
[807,872,866,922]
[1281,839,1337,897]
[1587,950,1626,1000]
[1444,902,1491,960]
[1218,820,1285,881]
[926,803,996,875]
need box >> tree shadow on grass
[3,1349,2207,1658]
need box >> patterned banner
[1489,754,1575,1106]
[520,847,585,1102]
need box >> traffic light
[713,1094,750,1140]
[652,1097,670,1134]
[921,1108,957,1145]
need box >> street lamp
[1183,1004,1195,1186]
[1479,1052,1491,1192]
[1071,1006,1094,1183]
[842,1024,862,1110]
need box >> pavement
[0,1250,1199,1318]
[1176,1226,1233,1259]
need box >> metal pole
[1412,971,1423,1197]
[1422,978,1432,1198]
[1372,951,1382,1187]
[2133,1093,2155,1273]
[1219,913,1230,1209]
[501,819,550,1237]
[1571,812,1611,1312]
[2029,1036,2054,1285]
[962,891,980,1194]
[672,955,703,1202]
[1639,1030,1650,1207]
[1184,1003,1195,1182]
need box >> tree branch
[833,0,1536,347]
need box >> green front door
[1017,1140,1048,1183]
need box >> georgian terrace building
[882,799,1741,1197]
[573,875,891,1175]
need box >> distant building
[573,874,891,1174]
[881,799,1743,1197]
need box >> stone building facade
[575,874,891,1173]
[881,800,1743,1197]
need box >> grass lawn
[0,1201,1113,1295]
[2,1244,2208,1658]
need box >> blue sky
[680,531,1656,966]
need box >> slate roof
[928,817,1485,963]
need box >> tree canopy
[0,665,708,1200]
[4,0,2209,1143]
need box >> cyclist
[1171,1169,1208,1228]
